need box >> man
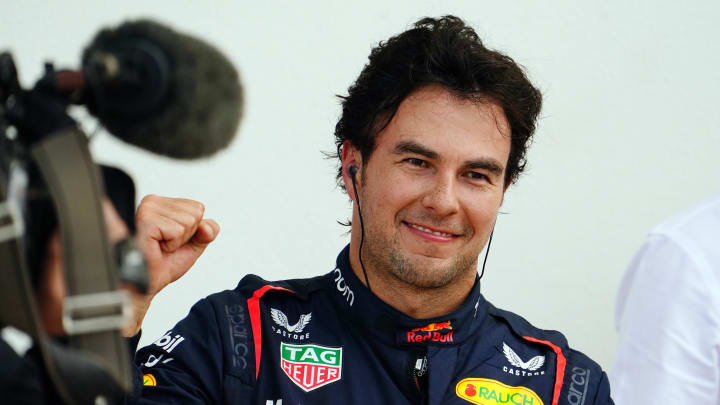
[127,16,613,404]
[611,191,720,403]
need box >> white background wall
[3,1,719,372]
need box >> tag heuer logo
[280,342,342,392]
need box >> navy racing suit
[128,246,613,405]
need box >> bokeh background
[3,1,719,371]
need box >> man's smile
[402,220,462,242]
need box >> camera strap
[29,127,132,404]
[0,127,131,404]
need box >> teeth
[408,223,452,237]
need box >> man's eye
[466,171,488,181]
[405,158,426,167]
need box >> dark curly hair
[333,15,542,189]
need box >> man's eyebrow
[465,159,504,176]
[393,141,438,159]
[393,140,504,176]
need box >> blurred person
[0,166,219,404]
[611,191,720,403]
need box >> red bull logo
[411,321,452,332]
[406,321,453,343]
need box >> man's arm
[123,196,251,404]
[126,298,231,404]
[125,194,220,337]
[610,234,720,403]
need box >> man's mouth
[402,221,460,239]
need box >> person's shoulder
[486,303,612,404]
[201,273,329,307]
[640,190,720,281]
[653,190,720,242]
[138,274,331,386]
[486,303,567,347]
[487,303,603,368]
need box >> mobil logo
[280,342,342,392]
[152,331,185,353]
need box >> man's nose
[421,173,460,217]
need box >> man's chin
[394,271,457,289]
[404,250,457,266]
[390,256,462,289]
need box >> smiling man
[342,86,510,320]
[127,16,614,405]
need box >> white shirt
[611,191,720,404]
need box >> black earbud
[348,164,359,177]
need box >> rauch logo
[456,378,543,405]
[406,321,453,343]
[280,342,342,392]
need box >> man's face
[348,85,510,289]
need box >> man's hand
[124,194,219,336]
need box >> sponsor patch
[567,367,590,405]
[144,353,174,368]
[280,342,342,392]
[145,331,186,368]
[142,374,157,386]
[153,331,185,353]
[456,378,543,405]
[332,268,355,306]
[405,321,453,344]
[502,342,546,377]
[271,308,311,341]
[225,304,250,370]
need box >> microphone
[80,19,243,159]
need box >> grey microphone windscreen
[83,19,243,159]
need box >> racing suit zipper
[411,354,428,404]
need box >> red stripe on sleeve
[522,336,566,405]
[247,285,294,379]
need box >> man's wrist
[121,285,154,337]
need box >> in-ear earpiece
[348,164,359,177]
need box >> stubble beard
[361,213,479,290]
[355,166,481,290]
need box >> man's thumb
[191,219,220,248]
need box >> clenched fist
[125,194,219,336]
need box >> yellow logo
[142,373,157,387]
[456,378,543,405]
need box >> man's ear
[340,141,362,202]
